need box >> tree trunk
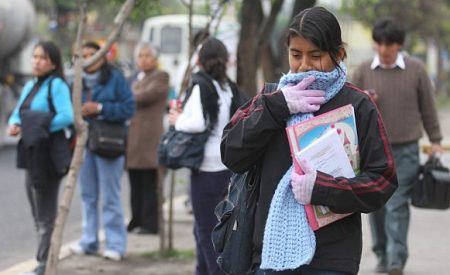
[157,168,166,252]
[45,1,135,274]
[258,0,284,83]
[278,0,316,73]
[237,0,263,96]
[45,1,88,274]
[237,0,316,95]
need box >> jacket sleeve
[8,81,33,126]
[221,89,291,173]
[50,78,74,131]
[417,64,442,143]
[175,85,207,133]
[133,71,169,109]
[310,99,398,213]
[102,71,136,122]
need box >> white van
[139,14,239,96]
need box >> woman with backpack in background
[168,37,248,275]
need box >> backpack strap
[47,77,56,114]
[182,72,218,131]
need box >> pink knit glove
[291,158,317,205]
[281,76,326,114]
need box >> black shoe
[127,221,140,232]
[388,268,403,275]
[135,227,158,235]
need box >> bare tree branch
[179,0,190,8]
[179,0,231,94]
[83,0,136,68]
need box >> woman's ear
[336,47,346,62]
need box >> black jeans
[127,169,158,232]
[191,169,231,275]
[25,172,61,274]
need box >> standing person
[221,7,398,275]
[7,41,74,275]
[168,37,248,275]
[126,42,169,234]
[70,41,135,261]
[352,18,443,275]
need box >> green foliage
[436,93,450,109]
[343,0,450,54]
[141,249,195,260]
[343,0,448,38]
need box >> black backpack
[212,164,261,275]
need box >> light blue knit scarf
[260,63,347,271]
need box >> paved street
[0,145,84,270]
[0,144,190,272]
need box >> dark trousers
[127,169,158,232]
[25,172,61,275]
[191,169,231,275]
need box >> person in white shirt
[168,37,248,275]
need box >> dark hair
[287,6,346,70]
[82,40,111,85]
[198,37,229,86]
[35,41,65,80]
[193,29,209,48]
[372,18,405,45]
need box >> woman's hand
[281,76,326,114]
[291,158,317,205]
[82,101,102,117]
[168,108,180,126]
[7,124,21,136]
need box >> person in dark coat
[126,42,169,234]
[221,7,398,275]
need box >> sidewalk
[3,188,450,274]
[6,201,450,275]
[2,107,450,275]
[1,196,196,275]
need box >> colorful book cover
[285,104,360,231]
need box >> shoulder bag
[411,156,450,210]
[88,119,127,159]
[157,128,210,170]
[157,73,214,170]
[212,164,261,275]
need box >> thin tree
[45,0,135,274]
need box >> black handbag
[212,164,261,275]
[157,128,210,170]
[19,109,53,147]
[88,119,127,159]
[49,130,72,176]
[411,156,450,210]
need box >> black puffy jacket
[220,82,398,274]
